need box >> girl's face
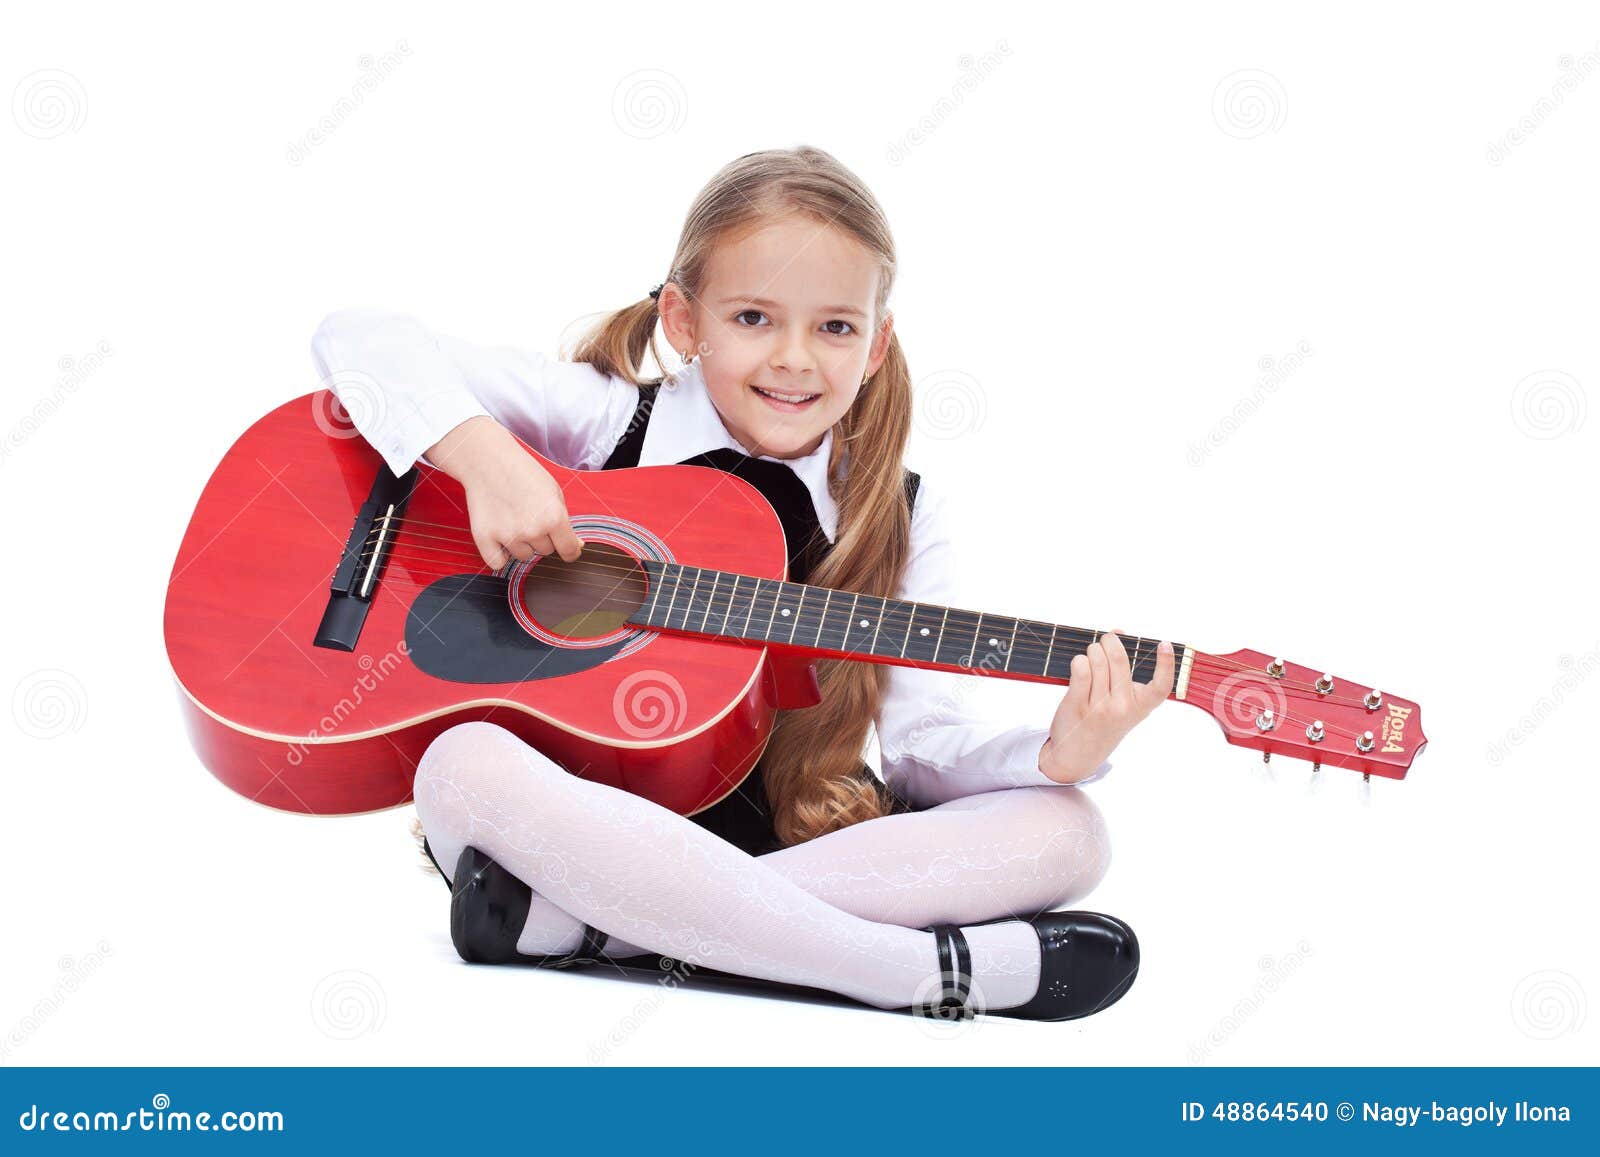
[659,216,894,461]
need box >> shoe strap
[925,924,975,1020]
[541,924,611,970]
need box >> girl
[310,146,1173,1021]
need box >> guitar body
[164,392,811,816]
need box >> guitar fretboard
[627,560,1172,685]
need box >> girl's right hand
[427,416,585,569]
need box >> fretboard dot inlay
[779,607,790,617]
[988,638,999,646]
[859,619,870,628]
[919,627,930,636]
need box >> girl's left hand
[1039,632,1175,783]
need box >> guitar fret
[643,563,666,623]
[838,591,861,650]
[1003,618,1018,672]
[720,576,736,636]
[700,572,719,633]
[763,579,781,640]
[787,586,803,644]
[677,568,703,632]
[740,576,759,637]
[814,588,833,647]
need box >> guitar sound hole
[515,543,647,639]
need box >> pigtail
[568,296,669,384]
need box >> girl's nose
[768,327,816,376]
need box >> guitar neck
[626,560,1192,695]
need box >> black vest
[601,381,921,855]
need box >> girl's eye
[734,310,768,327]
[821,320,855,336]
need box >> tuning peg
[1315,673,1335,695]
[1364,689,1383,711]
[1356,730,1375,753]
[1266,657,1285,678]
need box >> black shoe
[449,846,611,969]
[917,911,1140,1021]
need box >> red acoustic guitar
[162,392,1427,816]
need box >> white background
[2,1,1596,1067]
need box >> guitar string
[363,562,1391,745]
[359,539,1384,710]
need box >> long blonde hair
[570,146,914,847]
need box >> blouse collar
[636,357,841,544]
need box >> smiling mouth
[750,384,821,409]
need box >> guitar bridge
[313,464,418,651]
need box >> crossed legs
[414,721,1111,1011]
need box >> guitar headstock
[1179,647,1426,779]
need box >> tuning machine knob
[1266,657,1285,678]
[1315,673,1335,695]
[1356,730,1375,753]
[1256,708,1277,733]
[1363,689,1383,711]
[1306,719,1325,743]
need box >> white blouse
[309,309,1109,806]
